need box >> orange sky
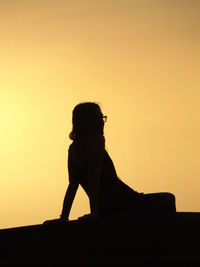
[0,0,199,229]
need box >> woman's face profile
[92,106,103,120]
[89,106,104,133]
[71,103,105,140]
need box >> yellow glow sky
[0,0,199,229]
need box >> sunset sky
[0,0,199,229]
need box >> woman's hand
[59,214,69,222]
[43,217,68,225]
[78,213,100,221]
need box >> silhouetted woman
[60,102,176,220]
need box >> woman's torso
[69,139,140,215]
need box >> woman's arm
[60,181,79,220]
[60,145,79,220]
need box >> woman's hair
[69,102,105,141]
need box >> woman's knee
[153,192,176,212]
[158,192,176,201]
[166,192,176,202]
[164,192,176,212]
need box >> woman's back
[69,140,140,216]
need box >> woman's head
[69,102,107,141]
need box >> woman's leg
[142,192,176,214]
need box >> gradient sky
[0,0,199,229]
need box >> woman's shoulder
[68,142,80,164]
[68,142,75,156]
[87,135,105,156]
[68,135,105,161]
[87,134,105,146]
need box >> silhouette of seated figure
[60,102,176,221]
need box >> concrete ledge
[0,212,200,266]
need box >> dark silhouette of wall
[0,212,200,266]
